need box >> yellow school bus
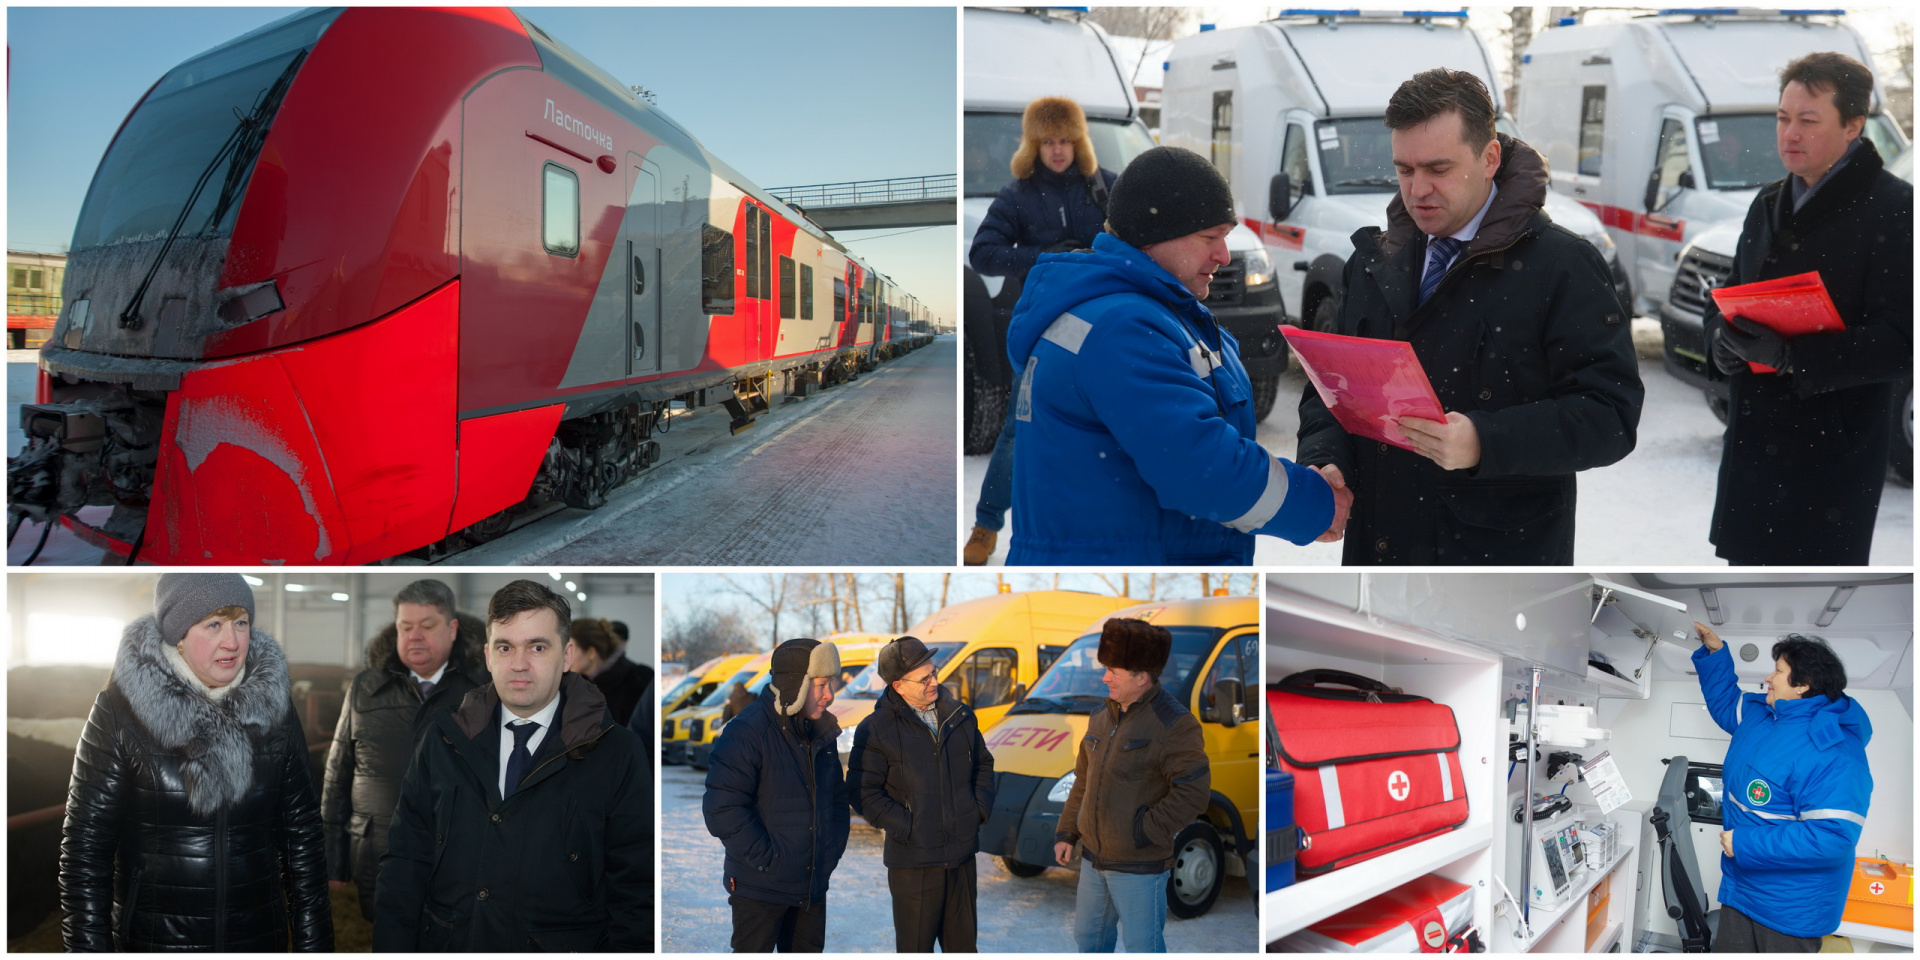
[978,595,1260,919]
[829,591,1142,763]
[685,635,886,768]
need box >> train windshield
[70,8,340,250]
[964,113,1157,197]
[1006,627,1218,715]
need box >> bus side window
[949,648,1017,709]
[542,163,579,257]
[701,224,735,315]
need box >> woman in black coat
[59,574,332,951]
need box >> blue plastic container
[1267,769,1296,891]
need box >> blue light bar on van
[1200,23,1215,30]
[1657,7,1844,13]
[1557,17,1577,25]
[1278,8,1467,17]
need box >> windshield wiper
[118,50,307,331]
[1332,176,1398,187]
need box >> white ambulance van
[964,7,1292,439]
[1160,10,1626,335]
[1516,10,1905,331]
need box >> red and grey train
[9,7,936,564]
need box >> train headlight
[1047,771,1077,803]
[1242,247,1275,288]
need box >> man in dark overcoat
[849,636,996,952]
[1706,52,1912,565]
[1296,68,1643,564]
[372,580,652,952]
[322,579,487,919]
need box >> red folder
[1709,271,1845,374]
[1281,325,1446,452]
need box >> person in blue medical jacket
[1002,146,1349,565]
[1693,622,1873,952]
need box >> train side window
[542,163,579,257]
[778,255,796,319]
[800,264,814,320]
[701,224,735,315]
[834,277,847,321]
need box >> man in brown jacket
[1053,619,1210,952]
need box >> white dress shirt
[497,692,561,798]
[1424,182,1500,276]
[410,662,447,686]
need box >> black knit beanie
[1106,146,1237,248]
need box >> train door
[627,159,661,378]
[742,201,775,362]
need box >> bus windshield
[1008,626,1220,715]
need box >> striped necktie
[1419,236,1463,305]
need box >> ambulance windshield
[840,642,965,699]
[1696,114,1787,190]
[964,113,1158,197]
[1010,627,1218,714]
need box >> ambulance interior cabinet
[1265,578,1502,945]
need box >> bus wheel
[996,856,1047,878]
[1167,821,1223,919]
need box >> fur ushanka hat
[769,638,842,716]
[1011,96,1099,180]
[1096,618,1172,677]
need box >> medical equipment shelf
[1500,833,1638,952]
[1263,826,1492,943]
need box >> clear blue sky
[7,6,957,323]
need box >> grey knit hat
[1106,146,1237,248]
[154,573,256,645]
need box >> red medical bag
[1275,873,1475,952]
[1269,670,1468,875]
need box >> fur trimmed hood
[363,608,486,675]
[1012,96,1098,180]
[112,614,290,815]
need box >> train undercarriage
[7,335,933,564]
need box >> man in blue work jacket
[1003,146,1349,564]
[1694,622,1873,952]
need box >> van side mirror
[1213,677,1244,727]
[1678,169,1695,190]
[1009,682,1028,704]
[1269,173,1294,222]
[1643,168,1663,213]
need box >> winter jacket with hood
[702,685,851,907]
[1704,136,1912,564]
[321,611,488,918]
[1056,685,1210,874]
[1005,231,1334,564]
[60,617,332,951]
[1693,643,1874,938]
[849,685,996,869]
[372,673,653,952]
[969,164,1119,285]
[1296,134,1642,564]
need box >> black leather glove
[1710,324,1746,375]
[1719,317,1790,373]
[1045,240,1081,253]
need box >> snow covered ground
[7,338,958,566]
[962,351,1913,566]
[660,763,1258,953]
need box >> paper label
[1580,750,1631,814]
[1698,120,1720,145]
[1317,125,1339,150]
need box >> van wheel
[996,856,1047,878]
[1706,393,1730,425]
[1891,382,1913,487]
[1167,821,1224,919]
[1311,293,1339,333]
[964,336,1009,455]
[1251,374,1280,423]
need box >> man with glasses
[849,637,997,951]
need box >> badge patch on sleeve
[1747,779,1772,806]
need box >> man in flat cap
[849,636,996,951]
[1055,618,1210,952]
[703,638,851,952]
